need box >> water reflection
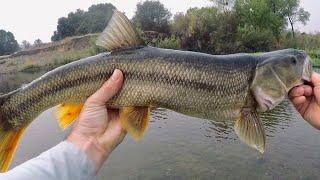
[150,99,298,141]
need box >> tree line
[1,0,317,56]
[0,30,43,56]
[50,0,315,54]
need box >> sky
[0,0,319,43]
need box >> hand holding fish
[289,72,320,130]
[67,69,126,170]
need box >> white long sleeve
[0,141,96,180]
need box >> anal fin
[120,106,151,140]
[234,108,266,153]
[57,103,83,129]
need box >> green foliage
[169,0,311,54]
[156,36,181,49]
[0,30,19,55]
[171,7,218,53]
[21,64,42,73]
[282,0,310,37]
[132,0,171,34]
[51,3,115,41]
[171,7,239,54]
[47,0,314,60]
[282,32,320,49]
[235,0,286,43]
[88,38,106,56]
[212,11,239,54]
[237,25,275,52]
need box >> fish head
[251,49,312,112]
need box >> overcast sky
[0,0,318,43]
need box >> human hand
[289,72,320,130]
[67,69,126,170]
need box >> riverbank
[0,34,101,74]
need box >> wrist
[66,132,110,171]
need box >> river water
[1,69,319,179]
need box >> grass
[21,64,42,73]
[305,49,320,67]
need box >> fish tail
[0,89,26,172]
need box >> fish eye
[291,57,297,65]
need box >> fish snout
[302,56,313,83]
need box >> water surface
[3,69,320,179]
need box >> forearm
[0,141,96,180]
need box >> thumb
[86,69,124,105]
[312,73,320,104]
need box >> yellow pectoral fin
[120,106,151,140]
[57,103,83,129]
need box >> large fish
[0,10,312,171]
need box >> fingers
[291,96,306,107]
[312,73,320,104]
[289,86,304,98]
[86,69,124,105]
[100,117,127,150]
[289,85,312,98]
[311,72,320,87]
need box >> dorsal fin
[96,10,145,51]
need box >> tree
[235,0,286,45]
[21,40,32,50]
[77,4,115,34]
[171,7,239,54]
[33,39,43,47]
[51,9,85,41]
[0,30,19,55]
[171,7,218,53]
[132,0,171,34]
[210,0,235,11]
[282,0,310,38]
[51,3,115,41]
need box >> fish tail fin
[0,128,26,172]
[0,89,26,172]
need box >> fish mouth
[291,56,313,89]
[302,56,312,83]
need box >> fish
[0,10,313,172]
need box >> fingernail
[111,69,121,82]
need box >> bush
[156,36,181,49]
[0,30,19,55]
[237,26,275,52]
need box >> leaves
[51,3,115,41]
[0,30,19,55]
[132,0,171,34]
